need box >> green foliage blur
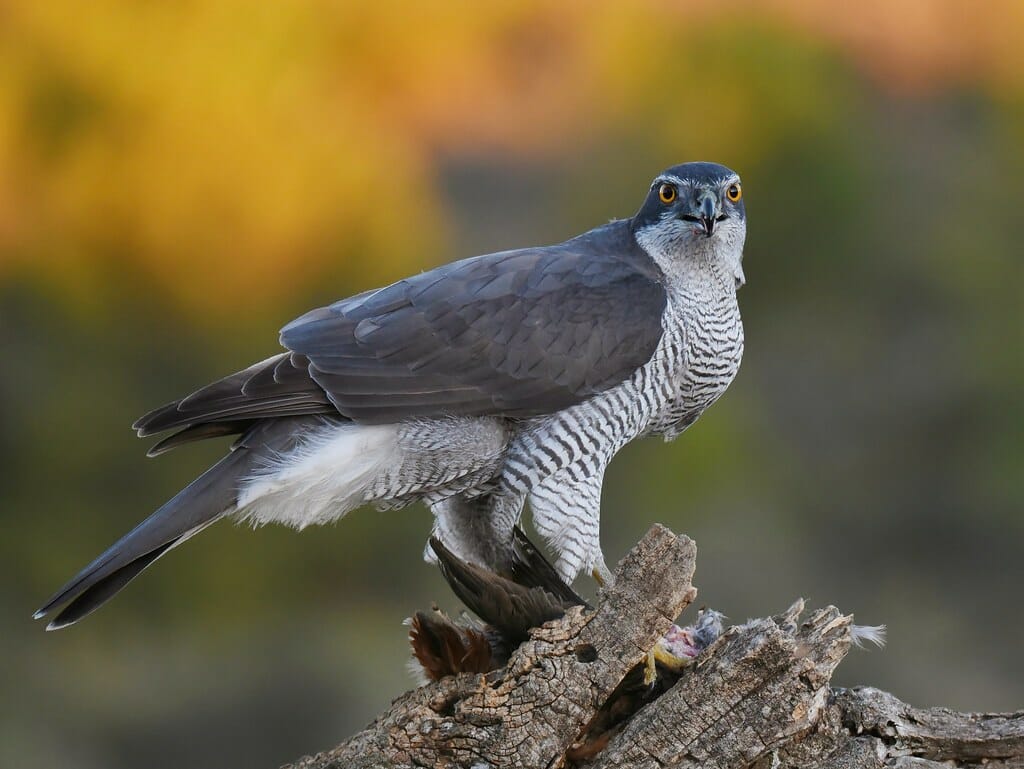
[1,3,1022,767]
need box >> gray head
[632,161,746,289]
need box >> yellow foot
[591,561,614,588]
[643,649,657,686]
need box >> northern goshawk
[35,161,747,629]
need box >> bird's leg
[426,494,519,573]
[528,469,606,586]
[591,556,614,588]
[643,649,658,686]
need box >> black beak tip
[696,194,718,236]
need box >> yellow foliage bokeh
[0,0,1021,315]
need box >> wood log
[284,525,1024,769]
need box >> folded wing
[134,222,666,444]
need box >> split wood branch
[284,524,1024,769]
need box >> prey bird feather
[408,527,588,681]
[35,162,747,629]
[408,527,721,684]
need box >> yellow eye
[726,183,742,202]
[658,183,677,204]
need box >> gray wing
[135,221,666,438]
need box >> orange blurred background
[2,3,1022,767]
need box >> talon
[591,561,614,588]
[643,649,657,686]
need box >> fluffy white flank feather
[236,422,401,529]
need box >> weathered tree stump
[284,525,1024,769]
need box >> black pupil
[662,185,673,200]
[729,185,739,199]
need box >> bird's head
[632,162,747,290]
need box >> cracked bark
[284,525,1024,769]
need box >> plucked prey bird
[409,527,590,681]
[409,527,723,683]
[35,161,747,630]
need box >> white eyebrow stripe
[654,175,687,186]
[654,174,741,187]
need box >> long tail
[33,418,314,630]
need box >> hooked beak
[682,190,725,237]
[697,191,718,237]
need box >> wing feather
[133,220,666,443]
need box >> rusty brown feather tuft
[408,606,494,682]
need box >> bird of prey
[34,161,747,630]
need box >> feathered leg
[528,468,610,585]
[426,493,520,573]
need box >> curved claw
[591,561,614,589]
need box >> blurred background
[2,1,1022,766]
